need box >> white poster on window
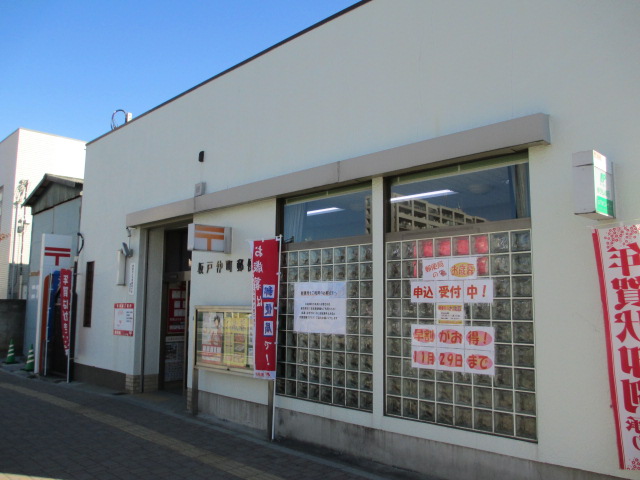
[422,257,479,281]
[294,281,347,334]
[410,279,493,303]
[436,304,465,324]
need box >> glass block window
[385,229,536,441]
[277,243,374,412]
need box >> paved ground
[0,361,432,480]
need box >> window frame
[281,183,373,245]
[387,153,530,234]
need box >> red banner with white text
[60,268,72,356]
[593,224,640,470]
[252,238,280,379]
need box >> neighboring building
[73,1,640,479]
[0,129,85,300]
[23,174,83,370]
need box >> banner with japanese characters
[593,224,640,470]
[251,238,280,379]
[60,269,72,356]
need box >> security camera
[121,242,133,258]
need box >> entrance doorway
[158,227,191,392]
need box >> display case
[195,306,254,373]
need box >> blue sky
[0,1,361,143]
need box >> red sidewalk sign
[252,238,280,379]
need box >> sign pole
[271,236,282,441]
[269,380,276,441]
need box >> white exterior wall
[0,131,19,298]
[77,1,640,478]
[0,129,85,299]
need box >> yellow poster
[223,314,249,367]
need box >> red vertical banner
[593,224,640,470]
[252,238,280,379]
[60,268,72,356]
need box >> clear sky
[0,1,362,143]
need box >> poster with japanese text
[410,324,495,375]
[436,304,465,324]
[422,257,478,281]
[414,256,492,305]
[223,315,249,368]
[167,286,186,335]
[410,279,493,304]
[294,281,347,334]
[200,312,224,364]
[252,238,280,379]
[114,303,134,336]
[593,224,640,470]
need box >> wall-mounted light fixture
[117,228,134,285]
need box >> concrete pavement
[0,363,430,480]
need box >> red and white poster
[411,325,495,375]
[593,224,640,470]
[410,279,493,303]
[167,286,186,334]
[42,236,72,268]
[422,257,478,280]
[60,269,72,355]
[200,312,224,364]
[252,238,280,379]
[114,303,134,336]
